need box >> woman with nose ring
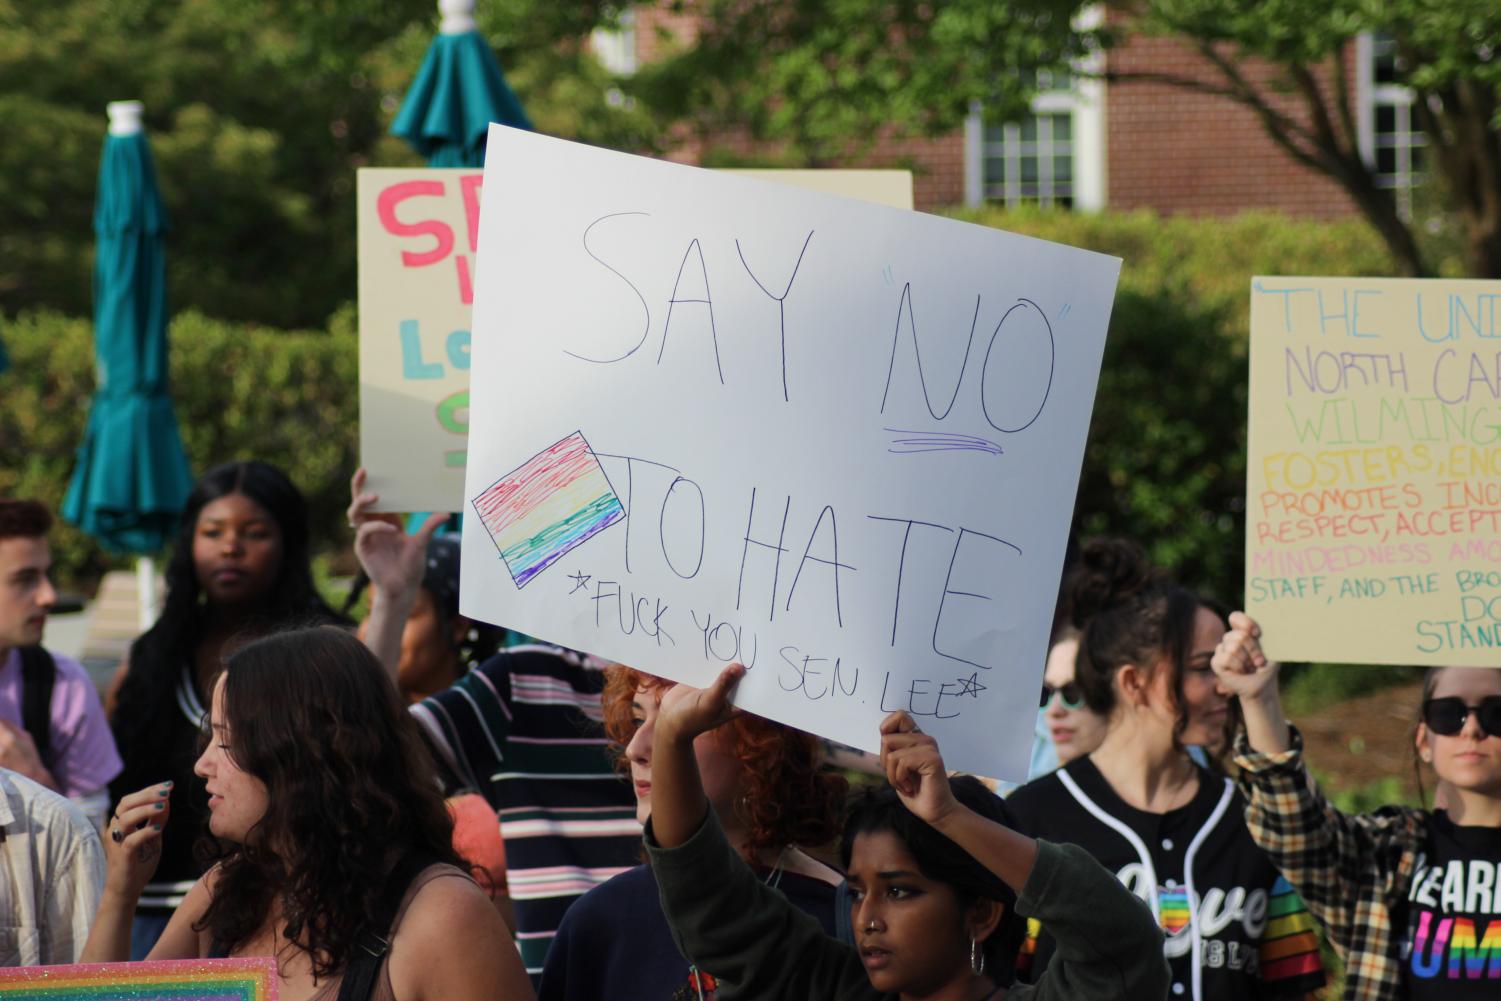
[1217,612,1501,1001]
[641,662,1169,1001]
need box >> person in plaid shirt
[1216,612,1501,1001]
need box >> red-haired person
[0,499,121,826]
[537,666,848,1001]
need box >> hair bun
[1064,537,1160,627]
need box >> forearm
[649,725,710,849]
[80,889,136,962]
[1240,687,1292,754]
[1021,842,1170,1000]
[931,805,1038,893]
[363,585,417,682]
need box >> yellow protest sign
[1245,276,1501,665]
[357,168,480,511]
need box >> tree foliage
[0,0,655,328]
[1125,0,1501,278]
[630,0,1094,166]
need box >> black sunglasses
[1040,682,1085,711]
[1421,696,1501,738]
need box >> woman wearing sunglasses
[1040,628,1108,765]
[1216,612,1501,1001]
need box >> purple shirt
[0,648,123,799]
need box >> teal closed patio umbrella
[391,0,532,168]
[63,101,192,592]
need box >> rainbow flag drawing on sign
[472,431,624,588]
[0,957,278,1000]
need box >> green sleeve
[645,811,880,1001]
[1012,841,1171,1001]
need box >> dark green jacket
[647,811,1169,1000]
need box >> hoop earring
[970,936,985,976]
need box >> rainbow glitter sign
[0,958,278,1000]
[471,430,624,588]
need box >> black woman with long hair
[641,663,1169,1001]
[109,461,347,956]
[86,626,531,1000]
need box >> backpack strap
[337,852,439,1001]
[17,645,56,764]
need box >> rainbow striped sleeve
[1259,876,1326,986]
[1014,917,1043,980]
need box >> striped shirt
[409,645,640,978]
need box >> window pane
[1375,104,1396,135]
[1373,34,1400,85]
[1376,146,1397,175]
[979,104,1075,209]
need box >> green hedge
[4,209,1399,602]
[0,308,357,589]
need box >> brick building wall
[1104,34,1358,219]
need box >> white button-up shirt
[0,768,105,965]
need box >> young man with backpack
[0,499,121,827]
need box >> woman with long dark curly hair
[84,626,533,1001]
[537,665,848,1001]
[108,461,348,956]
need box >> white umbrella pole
[440,0,476,34]
[136,556,158,631]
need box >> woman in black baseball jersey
[1006,538,1325,1001]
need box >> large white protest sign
[460,126,1120,778]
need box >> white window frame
[1356,31,1424,220]
[963,6,1106,211]
[590,10,638,77]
